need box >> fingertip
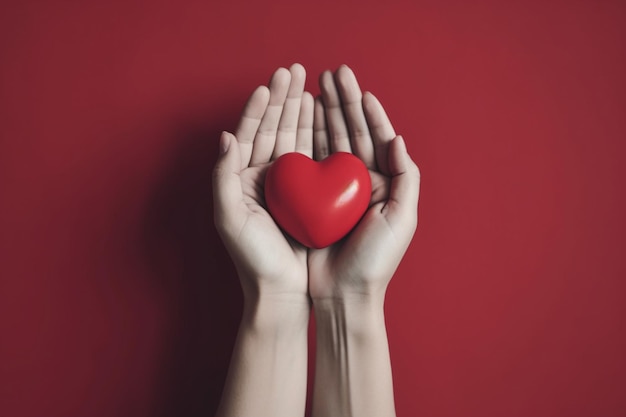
[363,91,379,105]
[219,131,231,155]
[301,91,314,108]
[289,63,306,89]
[337,63,353,74]
[336,64,349,73]
[274,66,290,77]
[393,135,421,179]
[270,67,292,87]
[319,70,333,86]
[362,92,377,113]
[250,85,271,104]
[388,135,408,175]
[396,135,417,162]
[287,64,307,97]
[395,135,407,152]
[334,65,362,99]
[335,64,356,80]
[290,62,306,76]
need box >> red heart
[264,152,372,249]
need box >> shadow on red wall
[141,106,242,416]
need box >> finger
[235,86,270,169]
[334,65,376,169]
[383,136,421,231]
[319,70,351,153]
[363,92,396,175]
[213,131,247,232]
[250,67,291,166]
[295,91,314,158]
[313,96,330,161]
[273,63,306,159]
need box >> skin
[213,64,312,417]
[212,64,420,417]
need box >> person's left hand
[307,65,421,302]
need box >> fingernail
[220,131,230,155]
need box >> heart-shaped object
[264,152,372,249]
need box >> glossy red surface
[1,1,625,417]
[265,152,371,249]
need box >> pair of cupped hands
[213,64,420,306]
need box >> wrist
[241,290,310,334]
[308,269,391,304]
[312,294,387,339]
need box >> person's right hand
[213,66,314,417]
[213,64,313,302]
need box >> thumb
[385,135,421,229]
[212,131,245,230]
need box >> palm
[308,170,397,297]
[238,165,307,292]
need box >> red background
[1,1,625,416]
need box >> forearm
[312,294,396,417]
[216,291,310,417]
